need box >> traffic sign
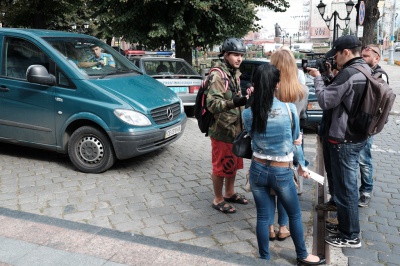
[357,26,364,37]
[359,1,365,26]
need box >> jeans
[249,160,308,260]
[359,137,374,196]
[269,197,288,227]
[329,140,367,239]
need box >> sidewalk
[0,207,264,266]
[0,60,399,266]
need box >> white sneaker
[325,235,361,248]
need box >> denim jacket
[242,98,307,168]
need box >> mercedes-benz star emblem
[166,107,174,120]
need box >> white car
[395,43,400,52]
[130,57,202,116]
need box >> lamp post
[289,35,292,50]
[316,0,355,43]
[388,0,397,65]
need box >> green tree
[94,0,289,64]
[1,0,84,30]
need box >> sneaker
[326,217,339,225]
[326,223,339,234]
[358,195,371,207]
[325,235,361,248]
[315,200,337,211]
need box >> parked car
[130,56,202,116]
[395,43,400,52]
[0,28,186,173]
[239,59,322,129]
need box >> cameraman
[307,35,370,248]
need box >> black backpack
[348,65,396,137]
[194,68,228,136]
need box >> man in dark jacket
[307,35,371,248]
[358,44,389,207]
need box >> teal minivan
[0,29,187,173]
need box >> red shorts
[211,137,244,178]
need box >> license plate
[165,125,181,138]
[169,87,188,93]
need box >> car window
[239,63,254,82]
[43,37,141,78]
[142,59,198,76]
[1,37,50,80]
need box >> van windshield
[43,37,142,77]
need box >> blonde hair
[270,48,304,102]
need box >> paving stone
[181,236,217,248]
[221,241,254,254]
[376,224,399,235]
[167,231,196,242]
[160,223,185,234]
[378,252,400,265]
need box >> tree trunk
[175,43,193,66]
[106,37,112,46]
[356,0,379,46]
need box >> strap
[285,103,293,128]
[209,67,229,92]
[351,65,372,80]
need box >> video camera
[301,52,337,74]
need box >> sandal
[212,201,236,214]
[224,193,248,205]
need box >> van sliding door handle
[0,85,10,92]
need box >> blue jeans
[268,197,288,227]
[359,137,373,196]
[329,140,367,239]
[249,160,308,260]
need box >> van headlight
[114,109,151,126]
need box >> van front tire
[68,126,116,173]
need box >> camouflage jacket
[206,62,243,143]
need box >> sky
[256,0,310,39]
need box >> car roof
[131,56,185,62]
[242,59,270,64]
[0,28,92,38]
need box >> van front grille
[150,103,181,125]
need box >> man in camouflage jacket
[206,38,250,214]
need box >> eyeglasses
[362,46,380,56]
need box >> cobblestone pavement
[0,59,399,265]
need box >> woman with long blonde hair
[270,48,307,111]
[267,47,309,242]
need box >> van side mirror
[26,65,56,86]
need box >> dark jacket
[314,57,371,143]
[373,64,389,84]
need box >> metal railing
[312,135,330,263]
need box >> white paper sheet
[308,170,325,185]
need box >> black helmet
[219,38,246,56]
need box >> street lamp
[0,10,5,28]
[317,0,355,42]
[70,21,90,33]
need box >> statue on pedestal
[275,23,281,37]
